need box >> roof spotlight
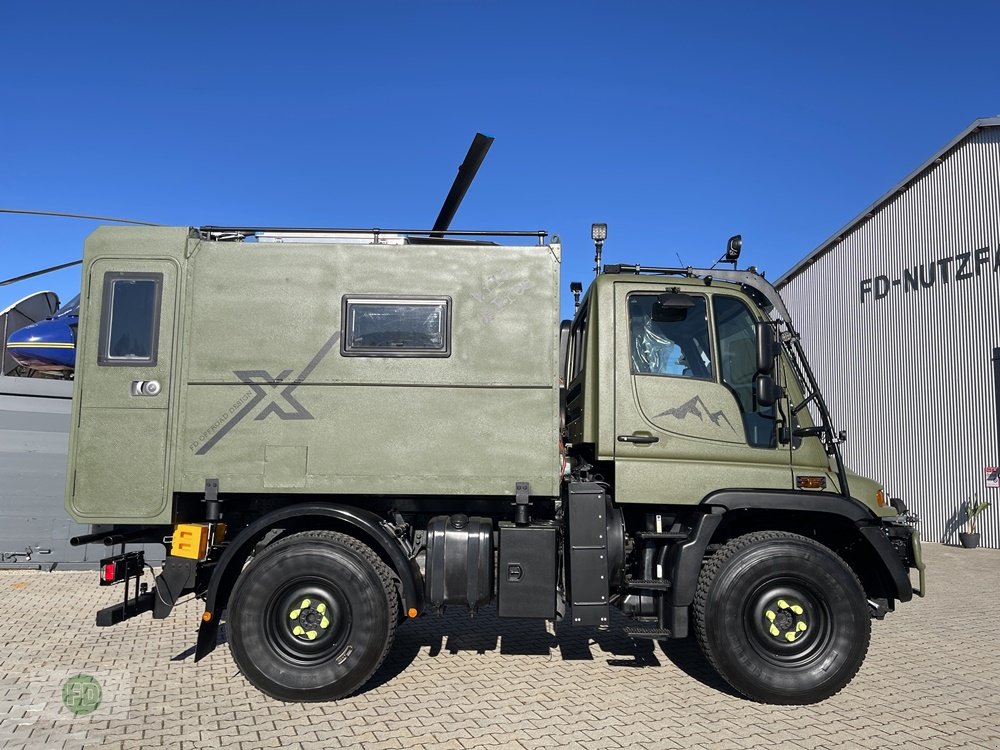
[726,234,742,260]
[718,234,742,268]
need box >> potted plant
[958,495,991,549]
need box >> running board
[624,626,673,640]
[634,530,688,541]
[96,592,154,626]
[625,579,672,591]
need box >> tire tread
[692,530,870,703]
[229,529,399,701]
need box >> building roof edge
[775,116,1000,289]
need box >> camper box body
[67,226,562,526]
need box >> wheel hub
[287,597,332,641]
[266,581,351,664]
[763,597,808,643]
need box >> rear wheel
[228,530,398,702]
[693,531,870,704]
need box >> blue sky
[2,2,999,320]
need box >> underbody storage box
[497,522,557,619]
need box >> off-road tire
[693,530,870,704]
[228,530,398,702]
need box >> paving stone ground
[1,542,997,750]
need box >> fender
[697,490,912,603]
[195,503,422,661]
[704,489,877,522]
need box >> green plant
[964,495,991,535]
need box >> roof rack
[602,263,786,321]
[198,227,549,246]
[603,264,695,276]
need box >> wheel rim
[744,580,832,665]
[264,579,352,665]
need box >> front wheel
[228,530,398,702]
[693,531,871,704]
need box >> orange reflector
[407,608,418,618]
[876,489,886,507]
[202,611,212,622]
[796,475,827,490]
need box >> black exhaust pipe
[70,527,161,547]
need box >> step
[625,578,672,591]
[624,626,673,640]
[634,530,688,541]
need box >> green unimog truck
[66,223,924,705]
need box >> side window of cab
[627,293,713,378]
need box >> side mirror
[755,323,778,374]
[755,374,782,407]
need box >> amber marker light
[202,611,213,622]
[876,489,886,507]
[795,475,827,490]
[407,608,418,618]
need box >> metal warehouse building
[777,117,1000,549]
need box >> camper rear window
[98,273,162,366]
[341,296,451,357]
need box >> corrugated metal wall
[779,127,1000,548]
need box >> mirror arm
[791,393,815,415]
[792,426,825,438]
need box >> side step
[625,578,672,591]
[624,626,672,640]
[96,592,154,626]
[635,530,688,541]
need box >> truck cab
[567,269,841,502]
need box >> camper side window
[341,296,451,358]
[98,273,162,366]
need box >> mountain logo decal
[653,396,737,432]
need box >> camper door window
[98,272,162,366]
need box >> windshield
[55,294,80,317]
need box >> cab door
[612,282,792,504]
[68,259,178,524]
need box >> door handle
[617,434,659,444]
[131,380,161,397]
